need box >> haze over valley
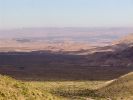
[0,0,133,99]
[0,27,133,52]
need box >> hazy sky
[0,0,133,29]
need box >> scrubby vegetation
[28,81,105,100]
[0,72,133,100]
[28,72,133,100]
[96,72,133,100]
[0,75,61,100]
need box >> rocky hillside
[97,72,133,100]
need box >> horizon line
[0,26,133,31]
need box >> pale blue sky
[0,0,133,29]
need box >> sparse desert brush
[0,72,133,100]
[0,75,61,100]
[96,72,133,100]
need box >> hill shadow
[0,49,133,81]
